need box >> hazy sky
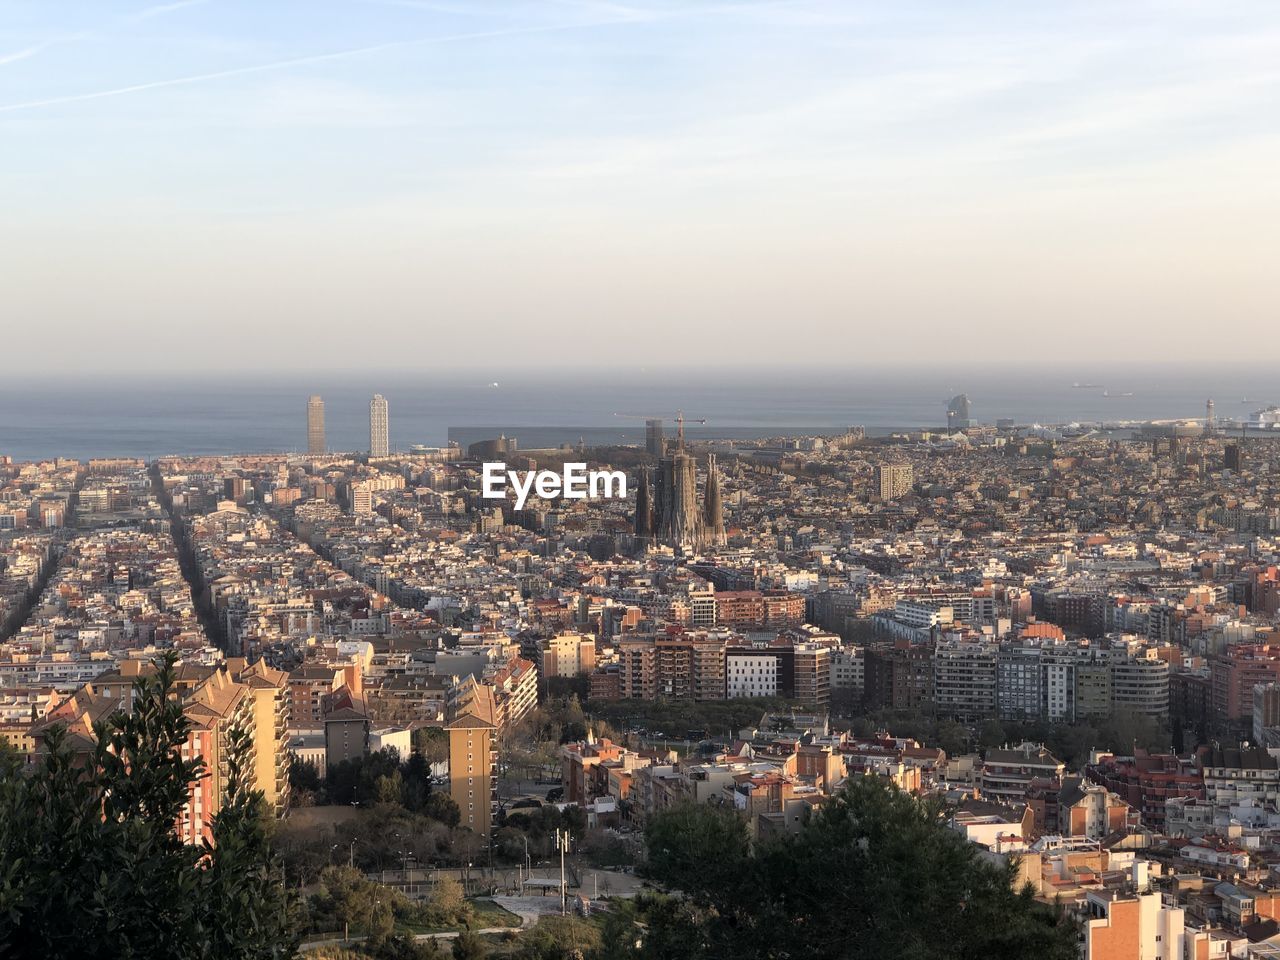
[2,0,1278,371]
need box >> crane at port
[613,411,707,446]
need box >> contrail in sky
[0,18,629,115]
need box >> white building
[726,652,779,698]
[830,646,864,695]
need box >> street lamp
[555,828,571,916]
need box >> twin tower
[633,441,726,552]
[306,394,389,457]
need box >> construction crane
[613,411,707,446]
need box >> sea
[0,366,1275,462]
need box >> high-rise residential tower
[369,394,389,457]
[307,395,325,455]
[879,463,913,500]
[645,419,665,457]
[447,693,498,840]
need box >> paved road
[517,867,644,899]
[497,777,560,800]
[301,927,517,951]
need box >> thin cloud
[0,33,87,67]
[355,0,491,13]
[0,45,44,66]
[0,18,633,114]
[0,0,210,69]
[131,0,211,21]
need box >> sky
[2,0,1278,372]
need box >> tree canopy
[635,777,1079,960]
[0,655,297,959]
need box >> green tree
[933,719,969,757]
[642,802,749,897]
[977,718,1008,752]
[423,876,469,927]
[316,865,397,942]
[202,723,301,958]
[514,915,602,960]
[637,778,1078,960]
[289,757,323,794]
[375,770,405,806]
[0,654,298,958]
[413,727,450,766]
[402,752,433,812]
[371,935,445,960]
[451,930,489,960]
[423,791,461,827]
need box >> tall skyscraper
[879,463,913,500]
[645,419,665,456]
[1225,443,1242,472]
[369,394,389,457]
[1205,398,1216,436]
[307,395,325,455]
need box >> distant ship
[1072,382,1103,388]
[1102,391,1134,398]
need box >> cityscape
[3,388,1280,958]
[5,0,1280,957]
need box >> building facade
[369,394,390,457]
[307,395,325,455]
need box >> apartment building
[1086,753,1203,832]
[864,643,933,712]
[540,632,597,678]
[1199,746,1280,812]
[793,643,831,707]
[181,667,259,845]
[447,694,498,839]
[1111,654,1170,718]
[979,742,1065,805]
[229,657,290,814]
[287,664,350,726]
[1076,662,1114,720]
[1210,645,1280,722]
[932,641,997,721]
[727,648,782,698]
[997,642,1043,720]
[1083,883,1184,960]
[614,630,730,702]
[829,645,864,698]
[878,463,913,500]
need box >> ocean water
[0,366,1275,461]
